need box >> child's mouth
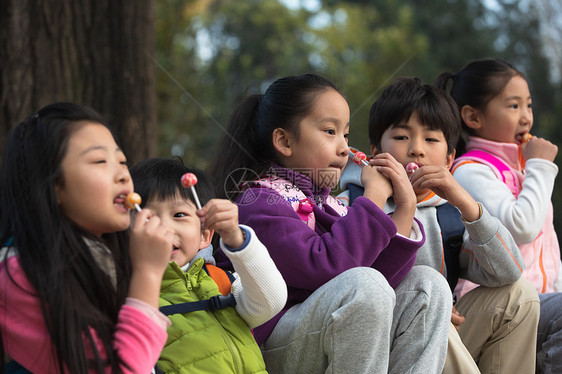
[113,194,127,209]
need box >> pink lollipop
[406,162,419,176]
[125,192,142,212]
[349,147,369,166]
[181,173,202,210]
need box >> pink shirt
[0,253,169,373]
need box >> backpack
[451,150,520,197]
[348,183,464,292]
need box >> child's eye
[393,135,407,140]
[426,138,439,142]
[173,212,187,218]
[344,133,349,139]
[509,104,518,109]
[94,160,107,164]
[325,129,336,135]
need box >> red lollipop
[181,173,202,210]
[406,162,419,176]
[349,147,369,166]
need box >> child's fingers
[200,199,239,231]
[203,210,238,231]
[450,311,465,327]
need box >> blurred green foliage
[154,0,562,233]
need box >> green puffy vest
[157,258,268,373]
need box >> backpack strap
[347,184,365,206]
[159,294,237,316]
[436,203,465,292]
[452,150,519,196]
[4,361,32,374]
[159,264,236,316]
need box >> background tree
[0,0,157,165]
[3,0,562,241]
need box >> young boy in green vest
[130,157,287,373]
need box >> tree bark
[0,0,157,165]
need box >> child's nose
[117,167,131,184]
[408,139,425,156]
[521,108,533,126]
[338,138,349,157]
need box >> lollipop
[125,192,142,212]
[349,147,369,167]
[181,173,202,210]
[522,133,532,143]
[406,162,419,176]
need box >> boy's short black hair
[368,77,461,155]
[129,157,214,208]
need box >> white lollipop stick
[349,147,369,166]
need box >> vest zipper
[210,311,243,372]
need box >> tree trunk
[0,0,157,165]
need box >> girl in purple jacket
[210,73,451,374]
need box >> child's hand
[361,159,393,209]
[128,208,173,307]
[129,209,173,274]
[451,306,465,331]
[198,199,244,249]
[522,135,558,162]
[370,153,417,236]
[410,165,480,221]
[370,153,416,210]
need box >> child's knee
[336,267,396,309]
[509,277,540,305]
[404,265,451,300]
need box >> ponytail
[210,73,340,201]
[210,94,267,199]
[434,72,455,93]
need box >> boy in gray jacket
[339,77,539,374]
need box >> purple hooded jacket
[217,165,425,346]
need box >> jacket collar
[268,164,332,203]
[465,136,524,171]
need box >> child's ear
[199,228,214,250]
[370,144,380,156]
[461,105,482,130]
[272,128,293,157]
[446,149,456,170]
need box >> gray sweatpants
[261,265,451,373]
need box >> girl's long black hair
[0,103,131,373]
[209,73,341,201]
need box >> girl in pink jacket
[437,58,561,374]
[0,103,173,373]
